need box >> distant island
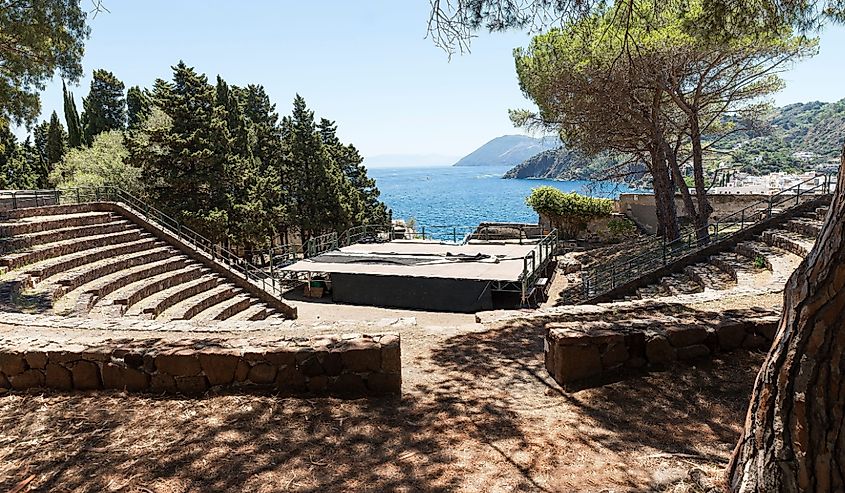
[453,99,845,182]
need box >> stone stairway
[0,204,286,322]
[618,204,827,302]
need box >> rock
[624,357,647,369]
[123,352,144,369]
[0,353,26,376]
[676,344,711,360]
[717,322,747,350]
[341,348,382,372]
[45,363,73,390]
[645,335,676,365]
[366,372,402,395]
[24,352,47,370]
[233,359,250,382]
[0,373,9,389]
[198,353,239,386]
[71,361,101,390]
[665,326,708,347]
[102,363,150,392]
[381,343,401,372]
[175,376,208,394]
[264,350,295,367]
[155,353,201,377]
[329,373,367,395]
[9,369,44,390]
[307,375,328,392]
[742,334,768,350]
[150,373,177,392]
[320,353,343,376]
[247,363,277,384]
[551,344,603,383]
[601,342,629,368]
[298,355,324,377]
[275,364,307,393]
[754,321,779,341]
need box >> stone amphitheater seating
[621,204,828,302]
[0,203,291,322]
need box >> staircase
[575,175,833,304]
[0,195,296,322]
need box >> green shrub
[606,217,636,241]
[526,186,613,238]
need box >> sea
[368,164,633,235]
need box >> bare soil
[0,315,766,492]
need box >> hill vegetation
[453,135,560,167]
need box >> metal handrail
[0,186,285,298]
[519,228,559,303]
[579,174,833,302]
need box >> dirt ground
[0,313,766,493]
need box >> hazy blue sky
[25,1,845,160]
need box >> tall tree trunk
[651,145,681,241]
[689,115,713,245]
[727,147,845,491]
[665,139,707,243]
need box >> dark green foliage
[63,81,83,148]
[126,86,151,129]
[0,125,39,189]
[82,69,127,144]
[526,186,613,237]
[45,111,66,171]
[0,0,89,126]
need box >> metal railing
[519,229,559,303]
[578,174,833,303]
[0,186,286,299]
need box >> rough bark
[688,114,713,245]
[727,146,845,492]
[650,145,681,241]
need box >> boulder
[645,335,676,365]
[247,363,277,384]
[155,353,201,377]
[0,353,26,376]
[551,344,603,383]
[717,322,747,350]
[45,363,73,390]
[676,344,711,360]
[9,369,44,390]
[198,353,239,386]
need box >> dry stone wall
[544,312,779,389]
[0,332,401,396]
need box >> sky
[21,1,845,163]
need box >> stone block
[366,372,402,395]
[155,353,201,377]
[123,352,144,369]
[264,350,295,367]
[341,348,382,372]
[0,353,26,376]
[247,363,277,384]
[45,363,73,390]
[198,353,239,386]
[307,375,328,392]
[321,352,343,376]
[298,355,324,377]
[234,359,250,382]
[742,334,767,350]
[71,361,101,390]
[24,352,48,370]
[624,357,647,369]
[645,336,676,365]
[10,369,44,390]
[665,326,708,348]
[47,351,81,365]
[676,344,711,360]
[102,363,150,392]
[275,364,307,393]
[754,321,779,341]
[329,373,367,395]
[601,342,629,368]
[0,373,9,389]
[381,344,401,372]
[150,373,177,392]
[717,322,747,350]
[175,376,208,394]
[551,344,603,383]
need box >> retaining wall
[545,313,778,389]
[0,333,401,396]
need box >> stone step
[157,284,239,321]
[124,275,222,319]
[785,218,822,239]
[40,245,175,302]
[0,228,148,271]
[684,262,736,291]
[91,264,208,317]
[762,229,815,257]
[709,252,757,286]
[0,220,135,254]
[19,237,162,289]
[0,203,106,220]
[193,294,254,322]
[0,211,116,237]
[226,303,270,322]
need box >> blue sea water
[368,165,632,228]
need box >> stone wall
[0,333,401,396]
[544,313,778,389]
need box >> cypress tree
[126,86,151,129]
[63,81,83,148]
[81,69,127,143]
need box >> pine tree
[81,69,126,143]
[63,81,83,148]
[126,62,232,240]
[126,86,151,129]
